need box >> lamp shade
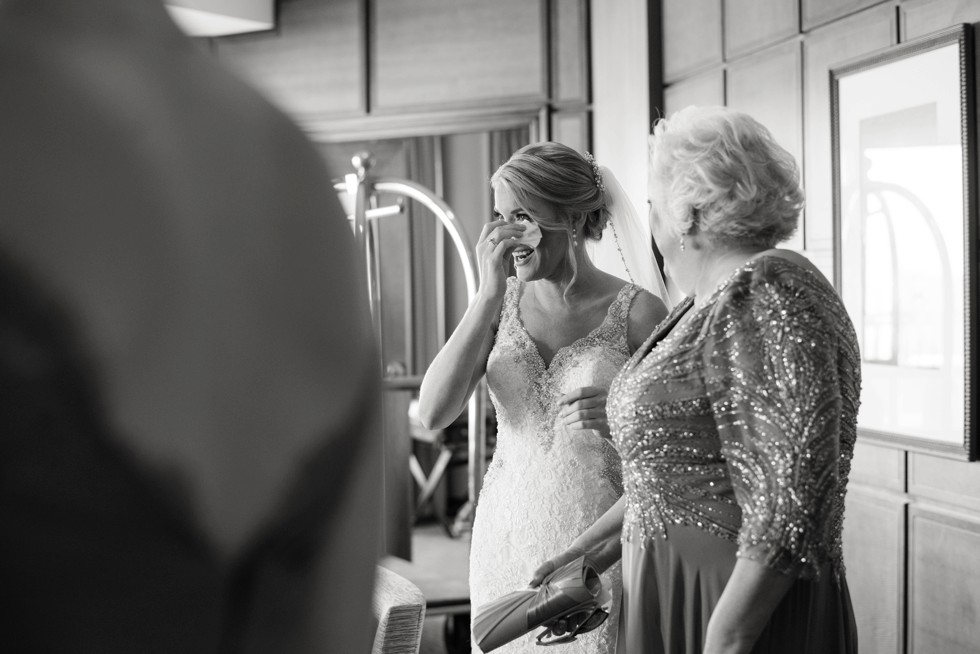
[165,0,274,37]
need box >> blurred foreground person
[533,106,861,654]
[0,1,381,652]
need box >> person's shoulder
[721,249,833,300]
[595,268,666,323]
[624,286,668,351]
[629,287,668,323]
[753,249,829,283]
[715,249,844,331]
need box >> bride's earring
[679,236,686,252]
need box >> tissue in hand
[513,223,542,248]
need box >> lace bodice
[608,255,861,580]
[470,277,641,654]
[485,278,642,495]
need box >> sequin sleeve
[702,261,846,579]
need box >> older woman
[533,106,861,654]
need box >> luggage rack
[336,152,487,538]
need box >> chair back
[372,565,426,654]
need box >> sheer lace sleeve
[702,259,847,579]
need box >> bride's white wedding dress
[469,277,641,654]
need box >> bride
[418,142,668,653]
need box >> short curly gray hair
[648,105,803,249]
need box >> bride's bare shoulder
[626,289,669,352]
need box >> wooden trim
[909,451,980,512]
[550,0,591,104]
[907,502,980,653]
[301,105,546,143]
[843,487,907,654]
[802,0,896,33]
[723,0,800,61]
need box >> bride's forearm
[572,496,626,571]
[530,496,627,586]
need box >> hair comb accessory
[584,152,605,193]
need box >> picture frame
[831,24,977,460]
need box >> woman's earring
[679,236,686,252]
[572,231,579,248]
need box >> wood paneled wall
[370,0,547,112]
[658,1,980,652]
[551,0,592,152]
[213,0,366,118]
[589,0,658,214]
[209,0,570,143]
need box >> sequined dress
[470,277,641,654]
[607,255,861,654]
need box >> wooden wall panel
[214,0,364,118]
[662,0,723,82]
[909,453,980,512]
[726,40,804,249]
[801,4,896,255]
[663,70,725,114]
[406,138,441,377]
[373,145,414,558]
[551,111,591,153]
[442,132,494,347]
[382,390,413,557]
[590,0,654,218]
[724,0,799,59]
[843,489,906,654]
[802,0,894,31]
[552,0,590,105]
[372,0,547,112]
[726,40,803,177]
[908,505,980,654]
[901,0,980,40]
[850,440,906,491]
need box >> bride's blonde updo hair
[491,141,608,242]
[491,142,607,290]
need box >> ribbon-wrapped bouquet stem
[472,556,611,652]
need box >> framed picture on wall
[831,24,977,460]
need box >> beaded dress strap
[600,283,642,350]
[498,276,522,329]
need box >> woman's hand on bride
[558,386,610,439]
[528,546,587,588]
[475,219,526,301]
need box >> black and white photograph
[2,2,980,654]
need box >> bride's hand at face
[557,386,610,440]
[475,219,526,301]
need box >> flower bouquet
[472,555,611,652]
